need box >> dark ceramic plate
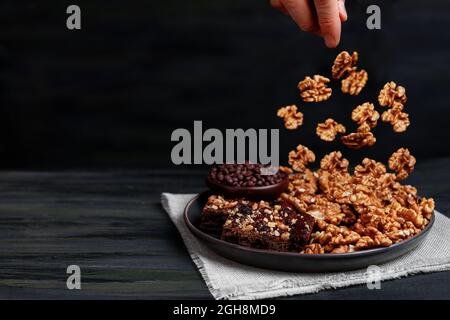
[184,192,435,272]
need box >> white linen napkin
[161,193,450,300]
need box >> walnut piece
[381,107,410,132]
[320,151,349,173]
[341,126,376,149]
[420,198,435,219]
[331,245,355,254]
[310,223,362,253]
[317,152,350,195]
[355,235,392,249]
[354,158,386,178]
[297,75,332,102]
[341,69,368,95]
[302,243,325,254]
[397,207,425,228]
[277,105,304,130]
[288,169,318,195]
[316,118,346,142]
[378,81,407,108]
[332,51,358,79]
[388,148,416,180]
[288,144,316,172]
[351,102,379,129]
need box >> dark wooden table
[0,158,449,299]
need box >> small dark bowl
[205,174,289,200]
[184,192,436,272]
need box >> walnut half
[341,126,376,149]
[388,148,416,180]
[351,102,380,129]
[378,81,407,108]
[316,118,346,142]
[277,105,304,130]
[332,51,358,79]
[319,151,349,173]
[341,69,368,96]
[288,144,316,173]
[381,106,410,133]
[298,75,332,102]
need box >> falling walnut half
[320,151,349,173]
[288,144,316,172]
[341,126,376,149]
[297,75,332,102]
[351,102,380,129]
[381,106,410,132]
[378,81,407,108]
[277,105,304,130]
[332,51,358,79]
[316,118,346,142]
[341,69,368,95]
[388,148,416,180]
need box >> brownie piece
[221,201,315,252]
[290,209,315,247]
[199,195,248,236]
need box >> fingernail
[324,34,336,48]
[338,0,347,20]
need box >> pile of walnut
[275,50,434,254]
[277,51,410,148]
[280,146,434,254]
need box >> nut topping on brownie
[199,195,241,236]
[221,201,315,251]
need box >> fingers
[314,0,341,48]
[270,0,288,14]
[280,0,319,33]
[338,0,347,22]
[272,0,346,48]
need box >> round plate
[184,192,435,272]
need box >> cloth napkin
[161,193,450,300]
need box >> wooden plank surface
[0,158,449,299]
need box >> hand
[271,0,347,48]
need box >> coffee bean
[208,163,287,188]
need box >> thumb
[314,0,341,48]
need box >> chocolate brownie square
[199,195,250,236]
[221,201,315,252]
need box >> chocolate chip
[237,203,253,215]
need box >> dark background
[0,0,449,170]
